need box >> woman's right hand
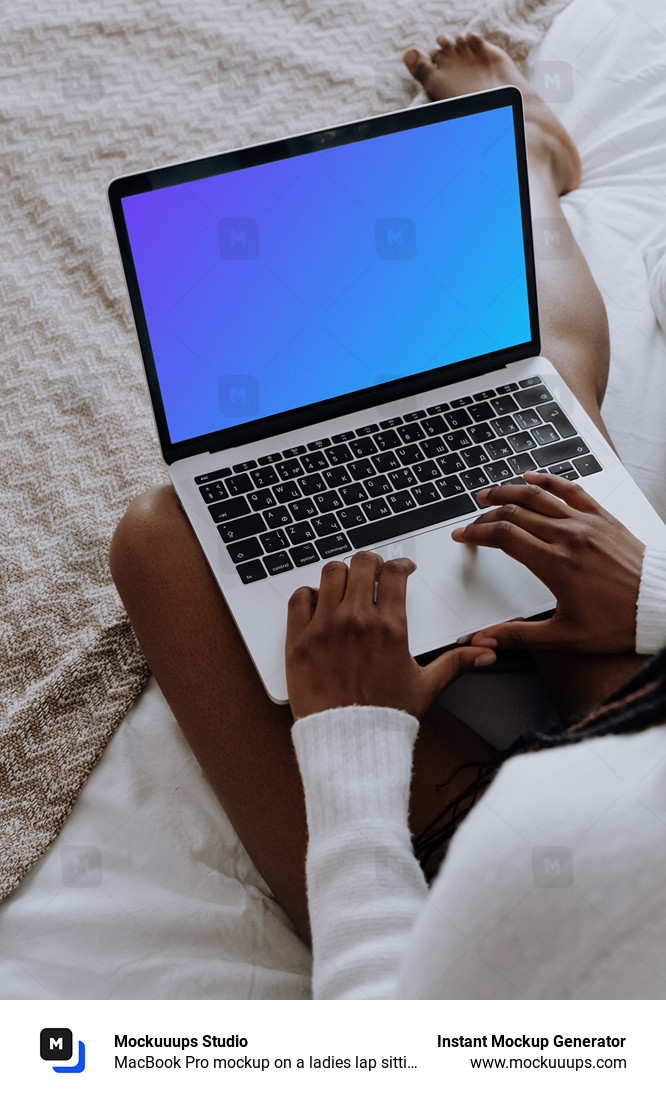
[451,471,645,654]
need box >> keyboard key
[265,551,294,576]
[264,507,292,529]
[277,459,303,480]
[291,543,320,567]
[421,438,448,459]
[472,389,496,401]
[486,439,512,460]
[301,452,329,473]
[217,514,266,543]
[299,473,326,495]
[227,536,263,563]
[403,410,425,422]
[312,514,341,537]
[437,475,465,498]
[349,437,378,458]
[251,466,279,488]
[485,461,513,482]
[444,430,471,450]
[199,481,228,504]
[397,423,426,444]
[233,459,257,473]
[468,424,495,445]
[468,402,494,423]
[331,430,355,443]
[537,402,576,438]
[549,462,575,477]
[496,382,519,393]
[261,530,289,553]
[492,416,518,437]
[338,506,366,529]
[290,499,318,521]
[445,409,472,430]
[323,466,352,488]
[508,431,537,452]
[533,437,589,467]
[559,469,580,481]
[413,461,440,482]
[273,481,301,504]
[283,445,306,457]
[515,409,541,431]
[340,483,368,505]
[365,475,392,497]
[195,467,232,485]
[508,452,537,475]
[236,559,267,584]
[362,499,392,521]
[308,437,331,450]
[573,454,602,477]
[426,402,450,415]
[314,490,343,513]
[315,532,352,559]
[532,424,558,445]
[437,454,465,475]
[390,468,417,490]
[285,522,315,545]
[208,497,250,523]
[387,490,416,513]
[515,385,553,409]
[412,483,441,505]
[375,429,401,450]
[348,493,475,550]
[325,443,353,465]
[373,451,401,473]
[450,396,473,408]
[519,376,542,388]
[460,468,490,491]
[258,452,282,466]
[379,416,403,429]
[349,459,375,481]
[226,472,253,496]
[491,395,518,415]
[357,422,379,434]
[423,415,447,436]
[396,444,423,466]
[248,489,276,511]
[461,445,489,467]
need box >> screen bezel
[108,86,540,464]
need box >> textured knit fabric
[636,545,666,653]
[292,546,666,999]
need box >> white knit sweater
[291,545,666,999]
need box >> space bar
[348,494,476,550]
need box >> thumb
[471,616,564,651]
[421,644,497,704]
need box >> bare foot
[403,33,581,195]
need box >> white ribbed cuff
[636,545,666,654]
[291,706,419,835]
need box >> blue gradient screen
[122,106,531,444]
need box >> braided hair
[414,645,666,868]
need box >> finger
[461,501,567,544]
[475,479,571,519]
[312,559,348,618]
[470,616,572,651]
[343,550,384,608]
[451,517,556,583]
[522,470,603,515]
[420,645,497,704]
[286,586,317,649]
[374,556,415,622]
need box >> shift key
[532,436,589,467]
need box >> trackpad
[347,523,553,653]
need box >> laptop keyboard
[194,376,602,584]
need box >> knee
[109,483,182,592]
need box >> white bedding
[2,0,666,999]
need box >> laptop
[108,85,666,703]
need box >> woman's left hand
[286,550,496,720]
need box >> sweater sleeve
[636,545,666,654]
[291,705,427,999]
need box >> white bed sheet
[2,0,666,999]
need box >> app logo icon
[40,1028,86,1074]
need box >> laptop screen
[115,93,535,456]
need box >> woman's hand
[452,471,645,653]
[286,551,496,720]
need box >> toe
[468,33,483,52]
[403,48,435,84]
[436,35,454,54]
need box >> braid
[415,645,666,867]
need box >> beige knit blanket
[0,0,571,900]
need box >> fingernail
[404,48,418,65]
[474,652,496,668]
[474,636,498,649]
[476,488,490,501]
[451,527,465,539]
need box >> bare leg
[110,485,494,941]
[403,35,645,716]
